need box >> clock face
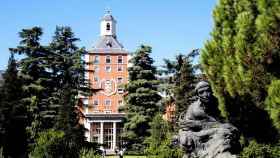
[100,79,117,96]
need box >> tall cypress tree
[123,45,161,153]
[201,0,280,143]
[0,54,27,157]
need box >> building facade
[82,11,128,152]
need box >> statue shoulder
[179,101,199,121]
[186,100,201,118]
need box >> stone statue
[174,81,240,158]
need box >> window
[106,41,112,48]
[105,66,111,72]
[94,76,99,82]
[93,100,99,106]
[118,88,124,94]
[93,100,98,110]
[91,122,101,142]
[106,23,110,31]
[118,55,123,64]
[93,56,99,64]
[117,77,123,83]
[83,98,89,105]
[106,55,111,63]
[117,66,123,72]
[118,100,123,106]
[105,99,111,106]
[105,99,111,111]
[94,66,99,72]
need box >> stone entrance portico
[84,113,125,152]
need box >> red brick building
[82,11,128,152]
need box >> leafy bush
[29,129,64,158]
[146,135,183,158]
[240,140,280,158]
[145,114,183,158]
[79,148,101,158]
[265,80,280,132]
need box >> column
[113,122,117,150]
[100,122,104,144]
[84,120,90,142]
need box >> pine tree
[9,27,51,146]
[123,45,161,154]
[49,26,88,157]
[163,50,198,118]
[201,0,280,143]
[0,53,27,157]
[10,26,94,156]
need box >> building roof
[102,14,116,22]
[90,35,128,54]
[95,35,123,49]
[101,10,116,22]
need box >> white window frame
[117,55,123,64]
[94,66,99,72]
[117,66,123,72]
[117,77,123,84]
[93,55,99,64]
[117,88,124,94]
[83,98,89,105]
[105,55,111,64]
[105,66,111,72]
[94,76,99,82]
[93,99,99,106]
[105,99,111,106]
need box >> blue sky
[0,0,217,70]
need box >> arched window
[106,23,110,31]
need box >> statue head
[195,81,213,104]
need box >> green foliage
[8,26,91,156]
[240,140,280,158]
[163,51,198,118]
[0,54,28,157]
[123,45,161,154]
[79,148,101,158]
[54,84,86,158]
[49,26,87,158]
[201,0,280,143]
[265,80,280,131]
[145,114,183,158]
[30,129,64,158]
[10,27,50,145]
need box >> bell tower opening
[106,23,110,31]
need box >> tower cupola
[100,10,117,38]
